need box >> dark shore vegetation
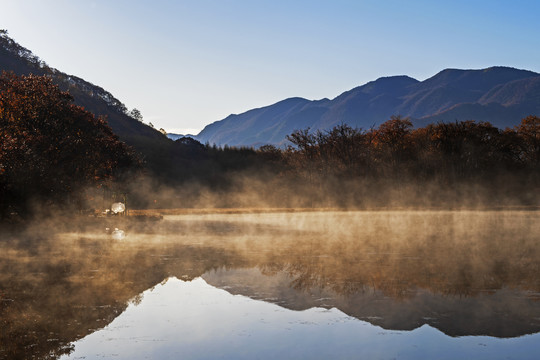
[1,72,540,220]
[0,72,139,219]
[123,114,540,210]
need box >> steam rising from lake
[1,209,540,359]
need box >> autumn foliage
[282,116,540,207]
[0,72,139,217]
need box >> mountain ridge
[0,30,194,181]
[0,30,169,145]
[197,66,540,147]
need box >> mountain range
[197,66,540,147]
[2,31,539,150]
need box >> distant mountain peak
[373,74,419,83]
[357,75,418,94]
[423,66,539,89]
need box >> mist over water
[1,209,540,359]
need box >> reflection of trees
[2,211,540,357]
[277,237,540,300]
[0,228,246,360]
[243,212,540,300]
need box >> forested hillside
[0,30,185,181]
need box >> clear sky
[1,0,539,134]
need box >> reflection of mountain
[203,268,540,338]
[2,211,540,358]
[62,276,540,360]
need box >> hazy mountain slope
[416,75,540,128]
[316,75,419,130]
[0,31,190,179]
[479,76,540,107]
[198,97,314,146]
[197,67,540,146]
[0,31,166,143]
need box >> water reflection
[204,267,540,338]
[1,210,540,359]
[61,277,540,360]
[111,228,126,240]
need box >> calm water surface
[1,210,540,359]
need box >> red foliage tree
[515,115,540,164]
[0,72,139,216]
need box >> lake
[1,210,540,359]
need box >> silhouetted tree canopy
[277,116,540,207]
[0,72,140,217]
[128,108,143,122]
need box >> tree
[372,115,414,176]
[128,108,143,122]
[0,72,140,217]
[515,115,540,164]
[324,124,369,175]
[286,128,319,180]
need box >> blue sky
[1,0,539,134]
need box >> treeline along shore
[130,114,540,209]
[2,72,540,219]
